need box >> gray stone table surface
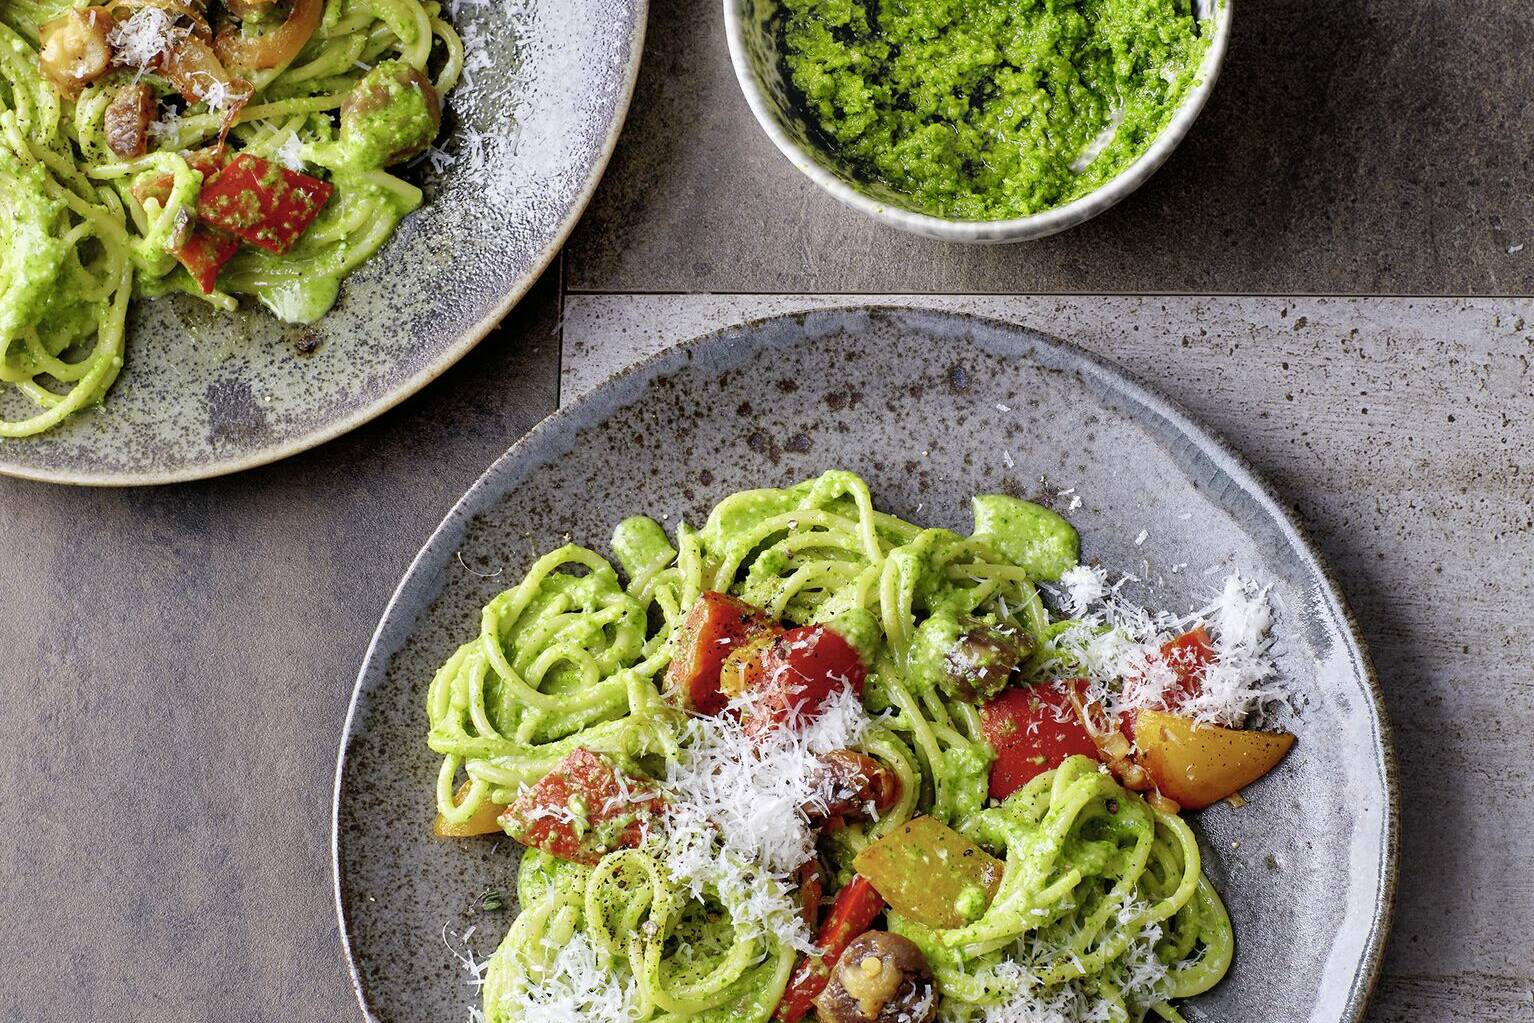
[5,2,1534,1022]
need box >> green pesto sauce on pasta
[426,471,1235,1023]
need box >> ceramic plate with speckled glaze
[333,307,1397,1023]
[0,0,645,487]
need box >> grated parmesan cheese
[497,932,644,1023]
[274,132,305,171]
[148,107,182,144]
[198,78,245,114]
[442,923,490,993]
[108,7,180,72]
[642,685,872,954]
[1047,570,1285,728]
[1057,565,1110,615]
[963,915,1169,1023]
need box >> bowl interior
[730,0,1231,236]
[733,0,914,209]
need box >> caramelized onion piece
[38,7,114,97]
[213,0,322,70]
[104,81,157,157]
[162,34,251,143]
[224,0,278,18]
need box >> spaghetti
[0,0,463,436]
[425,471,1283,1023]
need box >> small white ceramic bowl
[724,0,1233,243]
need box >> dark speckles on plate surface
[334,307,1397,1023]
[204,378,272,449]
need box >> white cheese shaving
[1057,565,1110,615]
[1179,576,1280,725]
[274,132,305,171]
[108,7,180,72]
[967,916,1169,1023]
[1047,571,1284,728]
[148,107,182,144]
[496,932,644,1023]
[643,684,871,954]
[198,78,244,114]
[442,924,489,993]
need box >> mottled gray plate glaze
[0,0,646,486]
[334,307,1397,1023]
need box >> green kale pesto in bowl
[725,0,1230,241]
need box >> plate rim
[0,2,649,489]
[331,304,1399,1023]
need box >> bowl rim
[723,0,1234,241]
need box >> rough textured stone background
[4,0,1534,1018]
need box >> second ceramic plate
[0,0,645,486]
[333,307,1397,1022]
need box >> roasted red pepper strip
[132,148,227,209]
[981,682,1101,801]
[172,228,239,294]
[775,875,885,1023]
[499,749,663,865]
[196,153,333,254]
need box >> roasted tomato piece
[808,750,900,831]
[718,629,783,702]
[172,228,239,294]
[666,592,774,715]
[1156,626,1216,714]
[433,780,505,838]
[196,153,333,254]
[776,875,886,1023]
[981,682,1101,801]
[853,816,1004,931]
[1132,710,1295,810]
[741,624,867,738]
[499,749,663,865]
